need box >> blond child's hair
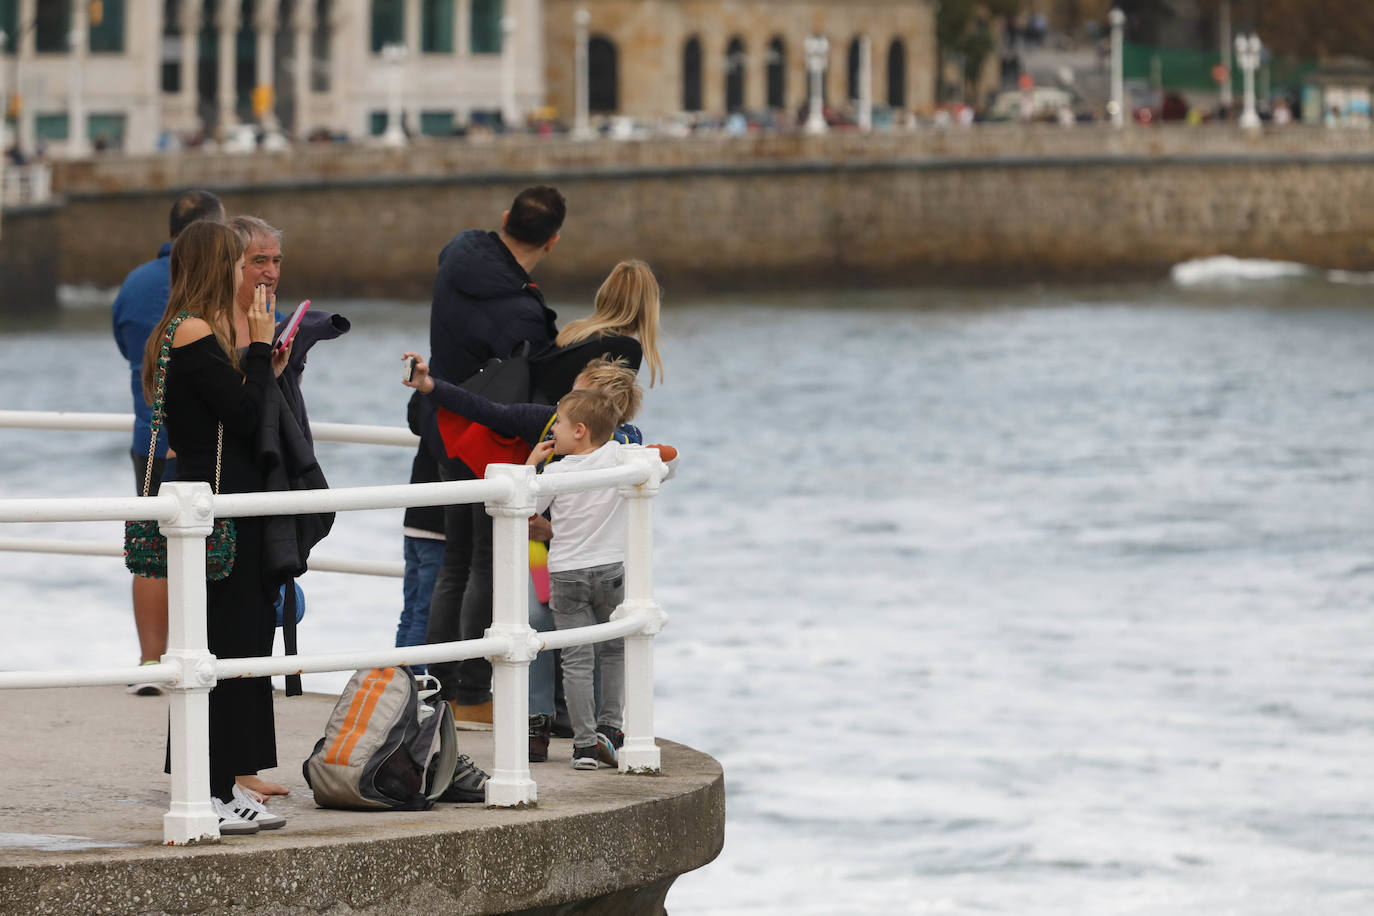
[576,356,643,424]
[557,389,620,446]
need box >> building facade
[1,0,546,155]
[543,0,937,123]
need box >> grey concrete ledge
[0,687,724,915]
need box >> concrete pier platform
[0,687,724,915]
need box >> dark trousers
[426,463,495,703]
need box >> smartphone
[403,356,418,383]
[274,299,311,351]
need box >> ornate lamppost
[572,8,592,139]
[1108,8,1125,128]
[501,15,519,131]
[804,34,829,135]
[380,42,407,147]
[67,0,90,157]
[1234,34,1262,130]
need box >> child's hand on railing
[400,351,434,394]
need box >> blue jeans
[398,535,444,675]
[550,562,624,749]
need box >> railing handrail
[0,410,673,841]
[0,410,420,449]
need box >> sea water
[2,264,1372,914]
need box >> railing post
[482,464,539,806]
[615,446,670,773]
[159,481,220,845]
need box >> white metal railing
[0,410,671,844]
[0,163,54,207]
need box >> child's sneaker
[571,745,600,770]
[229,784,286,830]
[596,724,624,750]
[594,732,618,767]
[211,796,261,836]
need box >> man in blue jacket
[112,189,224,695]
[424,186,565,726]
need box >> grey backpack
[303,666,458,810]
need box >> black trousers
[425,464,495,704]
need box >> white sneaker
[229,784,286,830]
[211,796,261,836]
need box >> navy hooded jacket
[427,229,558,386]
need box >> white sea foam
[1169,256,1311,286]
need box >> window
[161,0,179,92]
[89,0,125,52]
[312,0,331,92]
[89,112,126,148]
[588,35,617,112]
[369,110,388,135]
[420,110,454,135]
[371,0,403,53]
[35,112,69,140]
[421,0,453,53]
[682,36,702,112]
[35,0,68,53]
[847,37,862,103]
[725,37,745,112]
[766,36,786,110]
[470,0,501,54]
[887,39,906,108]
[1,0,17,54]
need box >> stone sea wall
[21,127,1374,300]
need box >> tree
[937,0,1021,103]
[1254,0,1374,60]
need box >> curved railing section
[0,410,672,844]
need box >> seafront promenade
[0,686,724,915]
[8,125,1374,311]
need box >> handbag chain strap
[141,312,224,500]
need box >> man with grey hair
[229,215,284,323]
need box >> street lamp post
[67,0,90,157]
[1235,34,1262,130]
[804,35,829,135]
[1108,8,1125,128]
[857,35,873,133]
[501,15,519,132]
[380,42,407,147]
[572,8,592,140]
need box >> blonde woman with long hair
[531,259,664,403]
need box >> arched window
[847,36,862,103]
[888,38,907,108]
[682,36,703,112]
[589,35,617,112]
[725,36,745,112]
[766,36,786,110]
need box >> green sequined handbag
[123,313,237,582]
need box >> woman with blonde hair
[142,218,289,836]
[531,259,664,403]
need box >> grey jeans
[549,562,625,749]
